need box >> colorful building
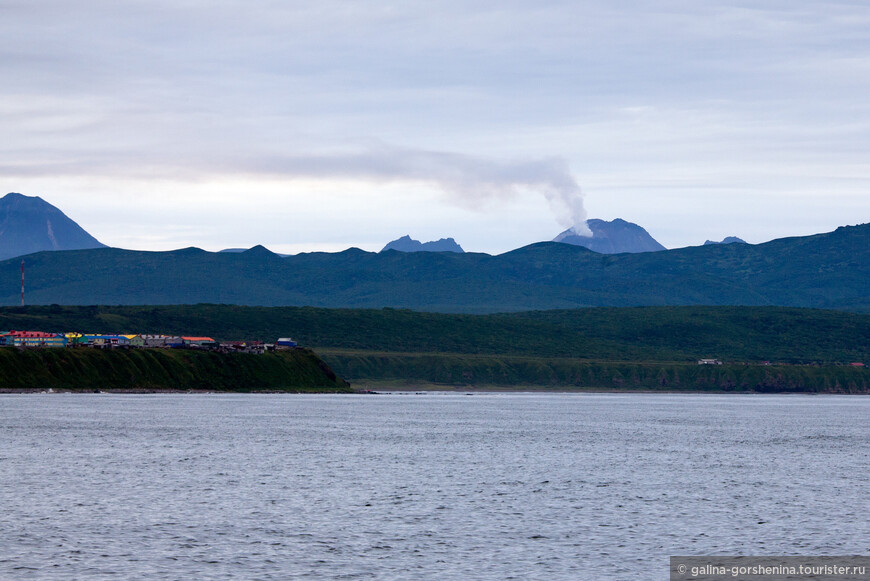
[124,335,146,348]
[182,336,218,348]
[1,330,67,347]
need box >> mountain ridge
[0,193,105,261]
[705,236,747,245]
[2,222,868,313]
[381,235,465,253]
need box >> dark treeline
[322,352,870,393]
[1,304,869,364]
[2,304,869,391]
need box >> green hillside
[1,222,868,312]
[322,352,870,394]
[1,304,867,363]
[0,347,351,392]
[1,304,868,392]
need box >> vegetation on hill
[1,222,868,312]
[0,304,868,392]
[0,347,352,392]
[1,304,867,364]
[323,352,870,393]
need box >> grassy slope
[0,223,868,312]
[323,351,870,393]
[1,304,868,363]
[0,347,352,392]
[0,304,868,392]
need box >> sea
[1,393,867,580]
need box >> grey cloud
[252,148,590,235]
[2,1,870,250]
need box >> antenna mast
[20,260,24,307]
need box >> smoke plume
[258,147,592,236]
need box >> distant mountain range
[553,218,666,254]
[2,222,868,313]
[1,192,865,314]
[0,193,105,261]
[705,236,746,245]
[382,235,464,253]
[382,219,665,255]
[0,192,695,260]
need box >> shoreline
[347,379,869,394]
[3,379,867,395]
[0,387,353,394]
[355,386,860,395]
[0,387,864,395]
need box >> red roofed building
[1,330,67,347]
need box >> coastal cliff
[0,347,352,392]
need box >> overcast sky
[2,1,869,254]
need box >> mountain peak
[242,244,279,257]
[553,218,666,254]
[0,193,106,260]
[2,192,49,208]
[381,235,465,253]
[704,236,747,245]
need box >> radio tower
[20,260,24,307]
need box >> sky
[2,0,870,255]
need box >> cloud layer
[1,1,869,251]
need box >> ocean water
[0,393,867,580]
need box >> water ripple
[0,393,867,579]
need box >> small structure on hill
[0,330,66,347]
[181,336,218,349]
